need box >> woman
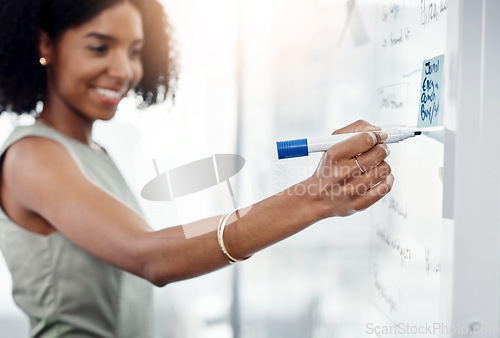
[0,0,393,336]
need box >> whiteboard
[366,0,446,335]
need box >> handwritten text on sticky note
[418,54,444,127]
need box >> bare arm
[1,120,392,286]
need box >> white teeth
[94,87,124,100]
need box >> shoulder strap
[0,123,69,158]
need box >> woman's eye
[129,48,142,58]
[88,45,108,54]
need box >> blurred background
[0,0,445,337]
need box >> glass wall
[237,1,376,337]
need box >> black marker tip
[414,131,422,135]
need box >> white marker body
[307,128,418,153]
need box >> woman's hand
[303,120,393,219]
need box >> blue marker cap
[276,138,309,159]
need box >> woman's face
[42,2,144,122]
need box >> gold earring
[39,57,48,66]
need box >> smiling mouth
[93,87,127,100]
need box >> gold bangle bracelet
[217,210,251,264]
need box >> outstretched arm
[0,120,392,286]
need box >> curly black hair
[0,0,177,115]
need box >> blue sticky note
[418,54,444,127]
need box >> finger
[333,119,381,135]
[326,131,388,161]
[346,161,392,193]
[351,174,394,211]
[350,144,390,174]
[342,162,391,194]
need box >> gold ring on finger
[354,156,365,174]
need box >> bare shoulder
[2,136,86,213]
[3,136,81,179]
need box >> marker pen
[276,128,422,160]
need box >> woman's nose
[108,51,134,82]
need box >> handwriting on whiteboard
[421,0,447,27]
[373,267,400,314]
[381,3,401,22]
[376,228,412,266]
[376,83,408,125]
[381,196,409,220]
[380,1,412,49]
[425,246,440,275]
[378,90,404,110]
[381,27,411,48]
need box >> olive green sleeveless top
[0,122,154,337]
